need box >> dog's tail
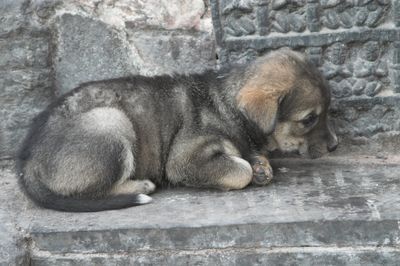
[17,170,152,212]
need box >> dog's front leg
[166,137,253,191]
[249,154,273,185]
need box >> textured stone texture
[331,96,400,154]
[0,0,26,37]
[29,249,400,266]
[61,0,211,31]
[0,162,29,266]
[127,30,216,76]
[53,13,136,94]
[0,1,54,159]
[1,158,400,265]
[0,69,53,158]
[211,0,400,153]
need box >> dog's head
[236,49,338,158]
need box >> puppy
[17,49,338,212]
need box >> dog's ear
[236,49,301,134]
[236,85,286,134]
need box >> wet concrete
[1,156,400,265]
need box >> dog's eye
[302,113,318,127]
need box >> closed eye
[301,113,318,127]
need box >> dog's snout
[327,138,338,152]
[326,120,338,152]
[327,142,337,152]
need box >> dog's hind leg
[110,179,156,195]
[19,107,155,211]
[166,136,253,190]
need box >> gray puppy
[17,49,338,212]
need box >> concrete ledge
[1,156,400,265]
[31,247,400,266]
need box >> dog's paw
[137,179,156,194]
[111,179,156,196]
[251,160,273,186]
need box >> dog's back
[17,72,242,212]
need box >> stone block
[61,0,211,32]
[0,163,30,266]
[0,37,49,69]
[49,0,215,94]
[128,31,216,76]
[330,96,400,154]
[53,13,136,94]
[51,0,215,93]
[0,69,53,158]
[0,0,26,37]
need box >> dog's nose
[326,121,338,152]
[327,140,338,152]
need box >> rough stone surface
[0,37,49,68]
[0,68,53,158]
[330,95,400,154]
[0,162,29,266]
[1,157,399,264]
[53,13,136,94]
[0,0,27,37]
[51,0,215,93]
[127,30,216,76]
[29,249,400,266]
[61,0,212,31]
[0,1,54,159]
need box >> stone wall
[1,0,400,158]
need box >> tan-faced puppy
[17,49,337,212]
[237,49,338,184]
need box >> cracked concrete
[1,156,400,265]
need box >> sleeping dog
[17,49,338,212]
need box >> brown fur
[238,49,337,160]
[236,51,300,134]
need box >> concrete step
[1,156,400,265]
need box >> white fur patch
[218,156,253,190]
[136,194,153,204]
[119,146,135,184]
[80,107,135,141]
[230,156,252,174]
